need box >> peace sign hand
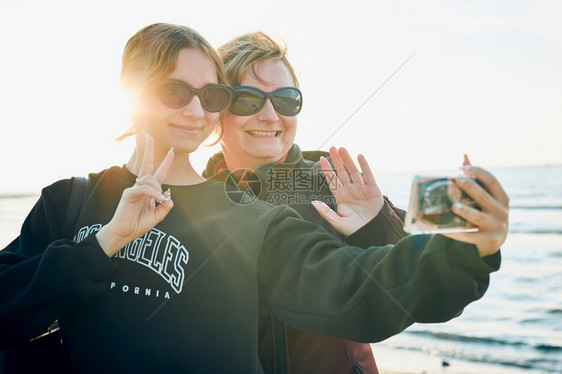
[96,136,174,257]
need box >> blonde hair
[218,31,299,88]
[117,23,229,141]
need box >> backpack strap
[62,176,91,239]
[42,176,91,336]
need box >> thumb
[154,191,174,223]
[311,200,341,229]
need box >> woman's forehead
[243,59,295,87]
[170,48,219,85]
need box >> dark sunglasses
[229,86,302,116]
[155,79,234,112]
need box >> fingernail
[161,189,171,201]
[453,202,463,210]
[457,175,467,183]
[169,147,174,154]
[459,166,471,171]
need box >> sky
[0,0,561,194]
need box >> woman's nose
[181,95,205,118]
[257,98,279,122]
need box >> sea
[1,164,561,373]
[370,164,562,373]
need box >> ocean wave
[406,330,517,346]
[0,193,39,199]
[535,344,562,352]
[508,229,562,234]
[399,331,562,372]
[390,344,558,372]
[405,330,561,352]
[510,205,562,210]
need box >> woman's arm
[259,210,501,343]
[259,163,508,342]
[0,182,117,346]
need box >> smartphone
[404,176,481,234]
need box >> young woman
[0,23,509,373]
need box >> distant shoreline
[0,192,40,199]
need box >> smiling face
[140,47,221,157]
[220,59,298,171]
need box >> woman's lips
[246,130,281,137]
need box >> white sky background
[0,0,561,194]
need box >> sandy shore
[371,344,544,374]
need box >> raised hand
[96,135,174,257]
[444,160,509,257]
[311,146,384,236]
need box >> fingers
[134,175,162,192]
[328,146,376,186]
[336,147,363,184]
[154,148,175,185]
[453,177,508,232]
[446,164,509,257]
[154,195,174,223]
[357,154,378,187]
[328,146,349,185]
[127,183,171,206]
[311,200,340,227]
[319,156,340,192]
[311,200,356,235]
[457,166,510,210]
[443,221,506,257]
[136,133,174,195]
[139,134,154,178]
[450,198,490,228]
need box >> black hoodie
[0,165,500,373]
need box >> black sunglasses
[155,79,234,112]
[229,86,302,116]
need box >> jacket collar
[203,144,305,180]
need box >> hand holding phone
[404,176,483,234]
[404,165,510,258]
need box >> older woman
[204,31,409,373]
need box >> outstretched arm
[260,207,502,343]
